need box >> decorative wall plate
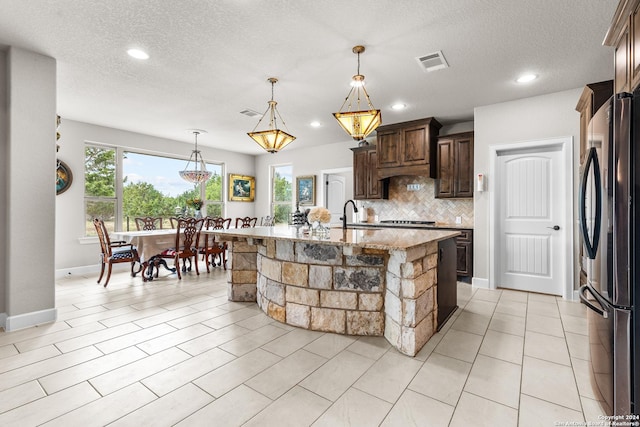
[56,159,73,195]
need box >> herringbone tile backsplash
[363,176,474,226]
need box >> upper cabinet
[375,117,442,179]
[435,132,474,198]
[575,81,613,164]
[351,145,389,200]
[604,0,640,92]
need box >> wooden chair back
[235,216,257,228]
[261,216,275,226]
[92,218,140,287]
[135,216,162,231]
[170,216,191,229]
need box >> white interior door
[496,146,565,295]
[325,174,346,225]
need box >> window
[204,163,224,217]
[272,164,292,224]
[85,145,117,235]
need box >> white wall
[0,49,7,315]
[55,119,256,271]
[473,88,582,288]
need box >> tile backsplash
[362,176,474,226]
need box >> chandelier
[248,77,296,153]
[333,45,382,143]
[179,130,212,184]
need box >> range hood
[377,165,432,179]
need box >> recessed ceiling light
[516,73,537,83]
[127,48,149,60]
[310,121,322,128]
[391,103,406,110]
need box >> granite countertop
[204,226,460,251]
[346,222,473,230]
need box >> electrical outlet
[407,184,421,191]
[455,216,462,224]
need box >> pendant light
[248,77,296,153]
[333,45,382,143]
[179,129,212,184]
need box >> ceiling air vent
[240,109,261,117]
[416,51,448,72]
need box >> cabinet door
[353,149,368,200]
[615,25,630,94]
[367,150,382,199]
[456,241,472,277]
[376,129,401,168]
[401,124,429,165]
[454,136,474,197]
[436,139,454,198]
[632,4,640,88]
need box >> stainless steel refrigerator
[579,91,637,416]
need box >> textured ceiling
[0,0,616,155]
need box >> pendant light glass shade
[179,130,212,184]
[333,46,381,141]
[248,78,296,153]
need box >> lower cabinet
[437,237,458,330]
[455,229,473,278]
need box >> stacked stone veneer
[223,236,441,356]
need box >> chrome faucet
[340,200,359,230]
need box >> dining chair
[134,216,162,231]
[93,218,141,287]
[170,215,191,229]
[159,217,204,279]
[200,216,231,271]
[235,216,257,228]
[260,215,275,226]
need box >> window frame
[270,163,293,224]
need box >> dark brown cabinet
[605,0,640,92]
[575,81,613,164]
[455,229,473,278]
[435,132,474,198]
[351,146,388,200]
[375,117,442,179]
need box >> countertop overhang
[346,222,473,230]
[204,226,460,251]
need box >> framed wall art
[56,159,73,195]
[296,175,315,206]
[228,174,255,202]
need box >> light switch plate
[455,216,462,224]
[407,184,421,191]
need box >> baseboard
[4,308,57,332]
[55,263,128,279]
[472,277,489,289]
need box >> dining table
[113,229,183,281]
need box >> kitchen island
[205,226,459,356]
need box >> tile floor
[0,265,607,426]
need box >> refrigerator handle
[579,285,609,319]
[578,147,601,259]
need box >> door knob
[547,225,560,230]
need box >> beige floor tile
[521,356,582,411]
[176,384,272,426]
[571,357,603,401]
[0,381,46,415]
[519,393,584,427]
[142,347,236,396]
[194,348,282,397]
[0,345,61,374]
[488,312,526,336]
[499,289,529,303]
[244,386,332,427]
[451,311,491,335]
[527,300,560,318]
[495,300,528,317]
[380,389,454,427]
[557,300,587,317]
[245,349,327,399]
[177,324,250,356]
[0,382,100,427]
[300,350,375,401]
[55,323,141,353]
[581,396,611,424]
[346,336,391,360]
[40,382,156,427]
[202,306,265,329]
[526,312,565,337]
[132,306,198,328]
[463,299,497,317]
[472,288,502,303]
[0,346,102,393]
[434,328,483,363]
[449,392,517,427]
[524,331,571,366]
[528,293,559,303]
[165,307,228,329]
[561,313,588,335]
[261,328,324,358]
[464,354,521,409]
[0,344,19,360]
[303,333,357,359]
[565,331,590,360]
[218,324,289,356]
[311,387,392,427]
[64,307,138,327]
[95,323,177,354]
[136,323,215,354]
[56,305,108,322]
[39,346,148,394]
[89,347,191,396]
[109,383,214,427]
[235,311,278,330]
[479,329,524,365]
[413,331,444,361]
[408,352,472,406]
[353,351,423,403]
[99,306,171,328]
[457,283,476,302]
[14,322,106,353]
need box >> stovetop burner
[380,220,436,225]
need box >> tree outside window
[272,165,292,224]
[85,145,117,235]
